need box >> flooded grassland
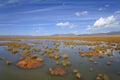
[0,36,120,80]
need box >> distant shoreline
[0,35,120,42]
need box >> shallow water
[0,40,120,80]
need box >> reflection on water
[0,40,120,80]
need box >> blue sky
[0,0,120,35]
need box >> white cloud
[7,0,20,4]
[105,4,109,7]
[115,10,120,14]
[7,0,42,4]
[0,0,43,7]
[114,10,120,18]
[31,27,49,36]
[0,0,23,7]
[98,5,109,11]
[87,15,119,30]
[75,11,88,16]
[98,8,103,11]
[34,27,43,33]
[56,22,76,28]
[23,6,62,13]
[72,31,78,34]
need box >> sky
[0,0,120,36]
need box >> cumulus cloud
[87,15,119,30]
[75,11,88,16]
[56,22,76,28]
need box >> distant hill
[79,31,120,36]
[52,31,120,36]
[52,33,77,36]
[0,31,120,37]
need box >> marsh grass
[0,36,120,42]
